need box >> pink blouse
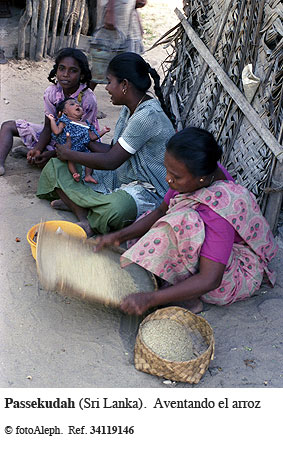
[164,163,241,265]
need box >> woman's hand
[120,292,155,315]
[104,2,115,30]
[27,148,41,164]
[27,148,55,167]
[56,133,72,161]
[136,0,147,8]
[34,150,56,168]
[93,232,121,252]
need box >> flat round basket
[134,306,215,384]
[36,223,157,307]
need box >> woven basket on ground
[134,306,215,384]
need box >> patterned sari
[121,181,278,306]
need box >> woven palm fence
[157,0,283,231]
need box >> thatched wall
[159,0,282,231]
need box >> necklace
[134,94,147,112]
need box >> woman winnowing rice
[94,127,278,315]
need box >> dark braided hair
[48,48,92,87]
[107,52,176,127]
[166,127,223,177]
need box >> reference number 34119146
[90,426,135,435]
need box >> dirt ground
[0,1,283,389]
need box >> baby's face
[63,99,83,117]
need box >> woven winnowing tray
[36,224,157,307]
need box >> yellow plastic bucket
[27,220,87,261]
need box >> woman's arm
[87,140,111,153]
[94,201,169,251]
[120,257,226,315]
[104,0,116,29]
[56,134,132,170]
[27,115,53,163]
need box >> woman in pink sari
[94,127,278,315]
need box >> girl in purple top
[94,127,277,315]
[0,48,99,176]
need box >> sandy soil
[0,1,283,389]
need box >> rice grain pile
[141,319,195,362]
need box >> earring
[200,178,204,182]
[168,178,174,184]
[122,88,127,95]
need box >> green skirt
[36,158,137,234]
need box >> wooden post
[59,0,73,47]
[49,0,61,57]
[35,0,48,61]
[43,0,52,57]
[263,160,283,233]
[29,0,39,60]
[66,0,77,47]
[73,0,86,48]
[18,0,32,59]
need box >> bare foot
[72,172,80,182]
[177,298,203,314]
[50,199,71,211]
[84,174,98,184]
[11,145,28,158]
[76,220,94,238]
[0,164,5,176]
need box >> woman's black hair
[166,127,223,176]
[48,47,92,87]
[107,52,175,126]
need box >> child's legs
[0,120,19,165]
[68,160,78,175]
[68,160,80,181]
[84,167,98,184]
